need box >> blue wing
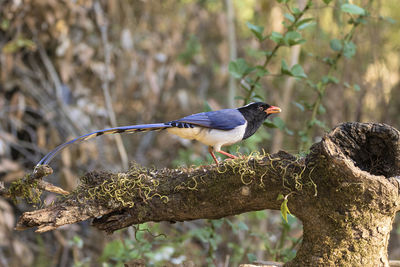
[171,109,246,130]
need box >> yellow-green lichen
[8,175,42,205]
[216,151,267,185]
[75,163,169,208]
[214,150,314,194]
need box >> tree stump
[16,122,400,266]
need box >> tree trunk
[16,122,400,266]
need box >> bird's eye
[258,106,264,111]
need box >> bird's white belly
[167,123,247,151]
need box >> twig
[37,180,69,195]
[94,1,129,170]
[32,165,69,195]
[35,41,84,137]
[15,67,79,140]
[36,42,63,104]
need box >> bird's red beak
[266,106,282,114]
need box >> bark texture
[16,122,400,266]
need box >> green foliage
[333,34,358,58]
[270,31,284,44]
[343,41,356,58]
[70,235,84,249]
[277,194,292,223]
[247,253,257,262]
[289,63,307,78]
[246,22,266,41]
[381,16,396,24]
[296,0,373,150]
[293,101,305,112]
[229,58,254,79]
[296,18,315,30]
[97,212,302,265]
[321,75,339,85]
[283,31,305,46]
[178,35,201,64]
[229,0,313,107]
[341,3,366,15]
[268,117,293,136]
[0,19,10,30]
[99,224,186,266]
[172,146,205,166]
[2,36,36,53]
[329,39,342,51]
[101,240,127,263]
[227,0,379,154]
[241,130,271,152]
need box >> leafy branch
[299,1,370,150]
[228,0,313,104]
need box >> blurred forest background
[1,0,400,266]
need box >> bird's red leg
[218,150,237,159]
[208,146,219,164]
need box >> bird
[35,102,281,168]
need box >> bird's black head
[238,102,281,139]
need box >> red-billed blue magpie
[35,102,281,167]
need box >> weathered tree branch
[16,122,400,266]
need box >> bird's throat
[238,108,268,139]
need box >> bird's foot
[208,147,219,164]
[208,147,238,165]
[218,150,237,159]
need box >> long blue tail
[36,123,170,167]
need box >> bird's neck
[237,108,267,139]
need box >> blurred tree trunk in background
[225,0,237,108]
